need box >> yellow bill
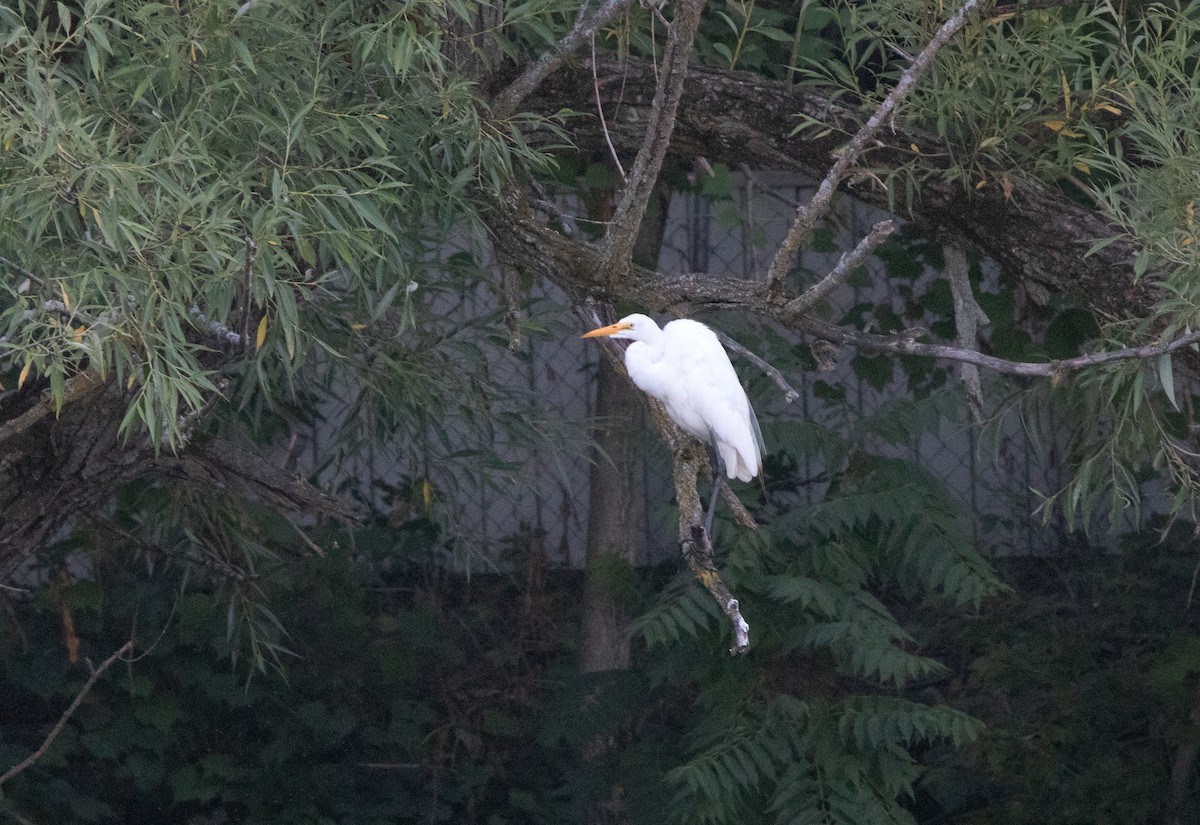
[580,321,632,339]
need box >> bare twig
[601,0,707,272]
[799,316,1200,378]
[490,0,637,120]
[719,481,758,530]
[945,242,989,421]
[0,639,134,787]
[765,0,990,288]
[785,219,895,315]
[717,331,800,403]
[0,256,44,288]
[592,35,627,182]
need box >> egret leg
[704,444,726,540]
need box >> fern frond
[637,574,722,648]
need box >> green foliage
[0,0,562,447]
[919,531,1200,824]
[0,360,1003,825]
[795,0,1127,192]
[0,518,579,825]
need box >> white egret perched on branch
[582,314,764,535]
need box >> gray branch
[190,306,243,346]
[0,640,134,788]
[490,0,637,120]
[799,316,1200,378]
[718,331,800,404]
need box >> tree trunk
[578,184,669,825]
[579,181,669,674]
[580,355,646,673]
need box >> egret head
[580,313,660,341]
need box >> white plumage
[582,313,763,482]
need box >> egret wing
[664,321,762,481]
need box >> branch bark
[673,445,750,654]
[488,185,1200,380]
[785,219,895,317]
[0,374,352,579]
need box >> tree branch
[601,0,706,272]
[0,371,107,447]
[0,639,134,787]
[182,438,356,523]
[674,446,750,654]
[717,331,800,404]
[770,0,991,290]
[489,0,637,120]
[189,305,243,346]
[492,185,1200,381]
[527,55,1158,326]
[798,316,1200,378]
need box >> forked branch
[601,0,707,272]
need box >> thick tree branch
[765,0,992,289]
[173,438,355,525]
[0,371,107,446]
[601,0,706,272]
[490,187,1200,379]
[523,57,1156,326]
[0,639,134,787]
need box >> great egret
[582,314,764,532]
